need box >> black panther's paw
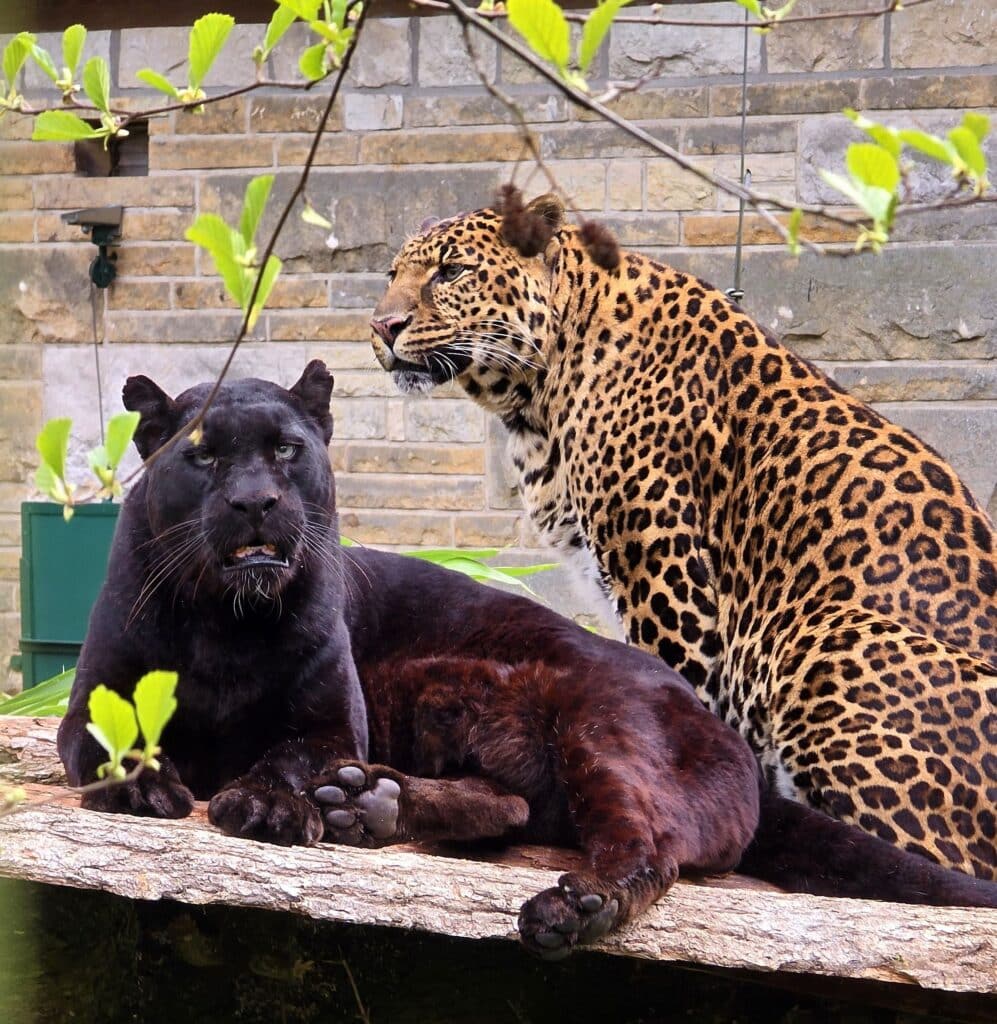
[208,784,323,847]
[518,873,620,960]
[313,761,403,847]
[81,757,194,819]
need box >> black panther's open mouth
[223,544,290,571]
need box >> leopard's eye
[274,442,299,462]
[190,448,216,468]
[437,263,465,284]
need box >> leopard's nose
[370,314,411,351]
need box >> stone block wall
[1,2,995,690]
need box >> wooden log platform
[1,717,996,1002]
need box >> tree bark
[1,716,995,994]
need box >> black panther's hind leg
[741,789,997,908]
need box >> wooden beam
[2,717,996,995]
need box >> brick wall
[1,2,996,691]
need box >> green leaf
[963,111,990,143]
[239,174,274,246]
[278,0,323,20]
[843,109,901,160]
[3,34,33,89]
[898,128,955,166]
[133,670,178,752]
[36,418,71,480]
[261,4,298,59]
[62,24,86,77]
[508,0,571,72]
[947,125,986,178]
[819,169,895,227]
[186,214,246,308]
[29,43,58,83]
[404,547,500,563]
[786,206,802,257]
[846,142,899,193]
[104,411,141,469]
[732,0,764,14]
[0,668,74,717]
[298,42,328,81]
[32,110,101,141]
[85,685,139,773]
[82,55,111,113]
[489,563,559,577]
[247,254,281,330]
[579,0,631,74]
[135,68,179,98]
[301,203,333,230]
[188,12,235,90]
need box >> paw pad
[314,764,402,844]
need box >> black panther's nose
[227,491,279,525]
[370,314,412,350]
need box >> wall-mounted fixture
[61,206,123,288]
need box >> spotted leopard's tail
[740,789,997,909]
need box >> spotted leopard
[370,192,997,880]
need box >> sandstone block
[328,373,395,399]
[250,94,342,134]
[600,213,680,247]
[0,248,94,345]
[150,135,273,171]
[542,160,607,212]
[647,161,716,211]
[0,141,74,175]
[418,18,495,86]
[454,514,522,549]
[0,345,41,380]
[404,399,485,444]
[0,215,33,243]
[576,87,708,122]
[861,74,997,112]
[0,381,41,479]
[329,274,385,309]
[404,94,567,129]
[344,93,403,132]
[765,0,884,72]
[361,127,531,166]
[346,443,484,476]
[115,243,195,277]
[0,113,34,140]
[34,177,194,209]
[486,419,522,511]
[104,311,254,344]
[609,4,761,79]
[269,311,369,342]
[541,123,679,161]
[0,178,31,210]
[330,398,386,440]
[106,281,171,311]
[348,18,412,87]
[711,80,860,117]
[339,510,452,547]
[892,0,997,69]
[175,97,249,135]
[275,133,361,166]
[608,162,643,211]
[819,361,997,403]
[120,24,259,89]
[682,118,797,156]
[337,473,484,511]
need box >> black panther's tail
[739,789,997,909]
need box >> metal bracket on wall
[61,206,123,289]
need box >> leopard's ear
[525,193,565,232]
[122,375,177,460]
[290,360,335,445]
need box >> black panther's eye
[190,448,215,468]
[436,263,465,284]
[274,442,299,462]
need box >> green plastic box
[18,501,119,688]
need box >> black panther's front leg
[208,633,370,847]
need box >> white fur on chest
[505,428,620,631]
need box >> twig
[119,3,371,485]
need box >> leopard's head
[370,193,566,411]
[121,360,337,615]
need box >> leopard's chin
[392,368,439,394]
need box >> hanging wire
[725,7,751,305]
[89,282,105,445]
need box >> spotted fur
[372,193,997,880]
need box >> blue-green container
[18,501,118,688]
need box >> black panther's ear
[290,360,335,444]
[122,375,177,460]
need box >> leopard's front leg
[313,761,529,848]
